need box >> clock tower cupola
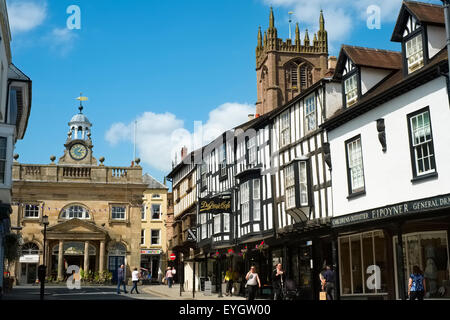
[58,94,97,165]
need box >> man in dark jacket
[272,263,286,300]
[322,265,336,300]
[117,264,128,294]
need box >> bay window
[285,160,310,210]
[253,179,261,221]
[223,213,230,233]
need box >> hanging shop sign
[199,196,231,214]
[331,193,450,228]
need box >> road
[1,285,162,300]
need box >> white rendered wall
[329,77,450,217]
[427,25,446,60]
[360,67,391,95]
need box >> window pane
[340,237,352,295]
[351,235,363,294]
[253,179,260,199]
[299,161,308,206]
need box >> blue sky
[9,0,441,183]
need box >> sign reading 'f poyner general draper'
[199,197,232,214]
[331,194,450,227]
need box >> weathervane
[76,93,88,113]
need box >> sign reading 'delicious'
[331,194,450,227]
[199,197,231,214]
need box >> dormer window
[344,73,358,107]
[405,33,424,74]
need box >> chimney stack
[328,56,337,70]
[181,146,188,160]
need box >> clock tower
[58,96,97,165]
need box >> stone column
[84,241,90,272]
[99,241,105,273]
[57,240,64,281]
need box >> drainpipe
[443,0,450,75]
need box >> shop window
[24,204,40,219]
[339,231,388,296]
[394,231,450,299]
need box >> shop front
[140,249,163,282]
[332,194,450,300]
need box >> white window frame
[214,214,221,235]
[152,194,161,199]
[248,136,257,165]
[141,229,146,246]
[305,94,316,132]
[141,205,146,221]
[151,229,161,245]
[223,213,230,233]
[62,205,91,220]
[111,206,126,220]
[299,161,309,206]
[279,111,291,148]
[344,73,358,107]
[200,213,207,240]
[220,144,227,176]
[241,181,250,224]
[24,204,40,219]
[151,204,162,220]
[346,137,365,194]
[406,33,424,74]
[253,179,261,221]
[285,164,296,210]
[409,109,436,177]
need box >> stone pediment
[45,219,108,240]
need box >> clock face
[69,143,88,160]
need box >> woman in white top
[245,266,261,300]
[130,267,140,294]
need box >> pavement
[1,285,162,300]
[141,283,248,300]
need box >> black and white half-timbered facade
[323,1,450,300]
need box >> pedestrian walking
[171,267,177,284]
[130,267,140,294]
[116,264,128,294]
[272,263,286,300]
[321,265,336,300]
[166,267,174,288]
[409,265,426,300]
[245,266,261,301]
[224,267,234,296]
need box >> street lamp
[39,215,49,301]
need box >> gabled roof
[392,1,445,42]
[322,48,448,131]
[143,173,168,189]
[334,46,402,79]
[8,64,31,81]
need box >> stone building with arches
[9,104,146,284]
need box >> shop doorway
[20,263,37,284]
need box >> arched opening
[285,59,314,94]
[19,242,40,284]
[108,242,127,284]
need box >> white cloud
[7,0,47,33]
[47,27,78,55]
[105,103,255,172]
[261,0,442,50]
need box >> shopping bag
[320,291,327,300]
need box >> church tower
[256,8,329,115]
